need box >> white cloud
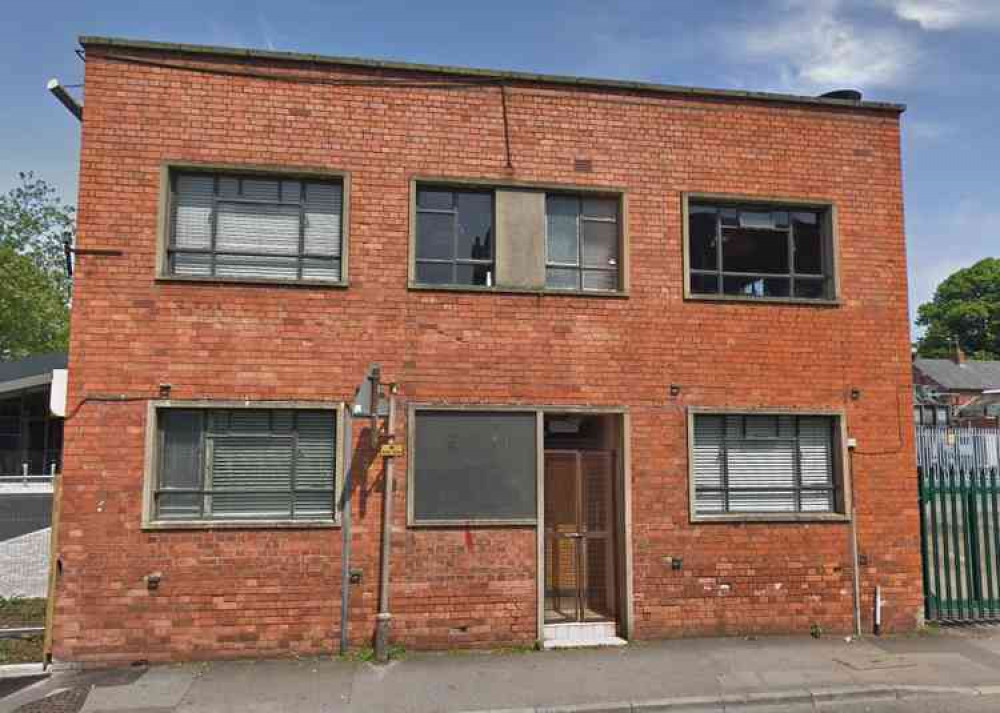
[734,0,917,93]
[882,0,1000,30]
[906,119,954,141]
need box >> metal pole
[374,387,397,662]
[339,412,354,655]
[848,447,862,637]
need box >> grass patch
[338,644,406,663]
[0,597,46,629]
[0,636,44,664]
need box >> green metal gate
[917,426,1000,621]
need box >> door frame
[536,409,633,642]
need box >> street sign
[379,443,405,458]
[352,363,389,418]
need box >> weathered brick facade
[53,37,920,664]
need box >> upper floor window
[168,171,345,283]
[412,182,625,294]
[546,195,620,292]
[415,187,494,287]
[687,199,834,301]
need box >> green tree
[0,172,74,360]
[916,258,1000,360]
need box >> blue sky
[1,0,997,330]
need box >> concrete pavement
[4,627,1000,713]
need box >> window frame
[142,400,345,530]
[686,407,851,523]
[413,184,497,288]
[544,191,623,293]
[408,177,629,297]
[407,404,540,527]
[682,193,840,305]
[156,162,351,288]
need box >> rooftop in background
[78,36,906,115]
[913,357,1000,391]
[0,353,68,386]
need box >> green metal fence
[917,426,1000,621]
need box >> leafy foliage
[0,172,74,360]
[916,258,1000,360]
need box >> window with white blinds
[168,172,344,282]
[692,414,840,516]
[154,408,337,522]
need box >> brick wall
[53,41,920,663]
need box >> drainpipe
[848,444,862,637]
[339,411,354,655]
[374,387,398,662]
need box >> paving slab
[175,659,353,713]
[80,667,197,713]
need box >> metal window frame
[408,175,630,297]
[544,193,622,293]
[681,192,841,305]
[686,407,851,523]
[155,161,351,288]
[414,186,496,287]
[141,400,345,530]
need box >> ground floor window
[691,413,843,517]
[410,410,537,525]
[153,407,337,522]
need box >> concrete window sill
[142,519,339,531]
[691,513,850,524]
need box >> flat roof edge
[78,36,906,114]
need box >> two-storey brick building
[52,36,921,664]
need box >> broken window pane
[723,276,790,298]
[793,212,823,274]
[415,187,495,286]
[690,272,719,294]
[794,277,827,299]
[689,206,717,270]
[722,228,789,274]
[456,192,493,260]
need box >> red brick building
[52,36,920,664]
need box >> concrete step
[543,621,626,649]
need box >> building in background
[51,36,919,664]
[913,348,1000,426]
[0,352,66,538]
[0,352,66,599]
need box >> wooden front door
[544,450,616,623]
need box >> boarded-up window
[412,411,536,523]
[692,414,840,516]
[169,172,344,282]
[155,408,337,521]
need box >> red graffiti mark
[464,530,474,552]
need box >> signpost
[340,364,399,660]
